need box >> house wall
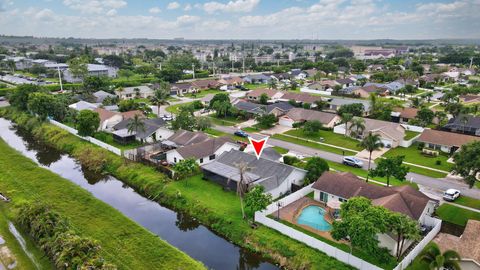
[100,115,123,131]
[266,169,307,199]
[166,149,183,164]
[155,128,175,141]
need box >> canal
[0,118,278,270]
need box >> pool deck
[273,197,336,241]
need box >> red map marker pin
[248,136,269,159]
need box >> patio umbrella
[327,199,342,209]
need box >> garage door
[279,117,294,127]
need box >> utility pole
[470,57,474,69]
[192,63,195,79]
[57,66,63,92]
[242,56,245,75]
[231,60,234,73]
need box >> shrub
[283,155,300,165]
[417,142,425,150]
[436,160,442,166]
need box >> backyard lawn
[272,134,357,156]
[404,130,421,140]
[207,115,245,126]
[93,131,143,151]
[383,143,453,172]
[184,89,224,98]
[284,129,363,151]
[435,204,480,226]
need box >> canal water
[0,118,278,270]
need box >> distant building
[63,64,118,82]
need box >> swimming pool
[297,205,332,231]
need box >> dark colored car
[234,130,249,138]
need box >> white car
[162,115,173,121]
[443,189,461,202]
[342,156,364,168]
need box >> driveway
[261,125,292,136]
[236,119,257,129]
[355,148,390,161]
[155,96,194,117]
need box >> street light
[275,201,283,221]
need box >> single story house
[312,171,437,255]
[68,100,98,111]
[325,97,371,115]
[444,115,480,136]
[459,95,480,105]
[112,118,173,143]
[334,117,406,148]
[353,84,389,98]
[246,89,284,103]
[218,76,244,87]
[201,93,238,106]
[280,92,323,105]
[391,107,418,124]
[338,86,361,95]
[170,83,197,96]
[279,108,340,128]
[201,149,307,199]
[191,79,221,90]
[93,90,116,103]
[116,85,154,100]
[162,130,210,148]
[335,78,355,88]
[242,74,272,84]
[165,137,239,165]
[417,129,480,154]
[93,108,123,131]
[234,101,294,117]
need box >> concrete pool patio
[272,197,336,241]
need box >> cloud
[203,0,260,13]
[149,6,161,14]
[106,9,117,16]
[63,0,127,14]
[184,4,192,11]
[176,15,200,26]
[167,1,180,10]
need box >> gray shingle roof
[113,118,167,139]
[166,130,210,147]
[176,137,234,159]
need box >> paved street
[215,125,480,199]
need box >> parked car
[162,114,173,121]
[342,156,364,168]
[234,130,249,138]
[0,96,5,101]
[443,189,461,201]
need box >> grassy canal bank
[0,134,204,269]
[0,107,356,270]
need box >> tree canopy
[453,141,480,187]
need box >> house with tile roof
[417,129,480,154]
[279,108,340,128]
[312,171,437,255]
[201,149,307,199]
[246,88,284,103]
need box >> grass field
[436,204,480,226]
[453,196,480,211]
[284,129,363,151]
[404,130,421,140]
[383,143,453,173]
[93,131,143,151]
[272,134,357,156]
[272,146,289,154]
[184,89,223,98]
[165,101,196,113]
[207,115,245,126]
[0,139,205,270]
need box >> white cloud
[167,1,180,10]
[63,0,126,14]
[149,6,161,14]
[106,9,117,16]
[184,4,192,11]
[203,0,260,13]
[176,15,200,26]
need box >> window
[209,154,216,160]
[174,157,177,163]
[319,192,328,202]
[339,198,347,203]
[199,158,203,163]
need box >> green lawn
[0,205,53,270]
[272,146,289,154]
[0,138,205,270]
[93,131,143,151]
[244,83,268,90]
[436,204,480,226]
[207,115,245,126]
[404,130,421,140]
[326,160,418,188]
[284,129,363,151]
[184,89,224,98]
[383,143,453,172]
[272,134,357,156]
[454,196,480,211]
[165,101,202,114]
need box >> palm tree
[127,114,146,141]
[420,242,461,270]
[460,115,469,134]
[349,117,365,139]
[359,132,384,182]
[424,92,434,103]
[340,113,353,137]
[231,162,254,219]
[150,83,170,116]
[269,80,277,90]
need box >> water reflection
[0,118,278,270]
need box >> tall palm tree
[340,113,353,137]
[127,114,146,141]
[150,84,170,116]
[460,115,469,134]
[420,242,461,270]
[269,80,277,90]
[232,162,254,219]
[359,132,384,182]
[349,117,365,138]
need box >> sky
[0,0,479,40]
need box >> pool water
[297,205,332,231]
